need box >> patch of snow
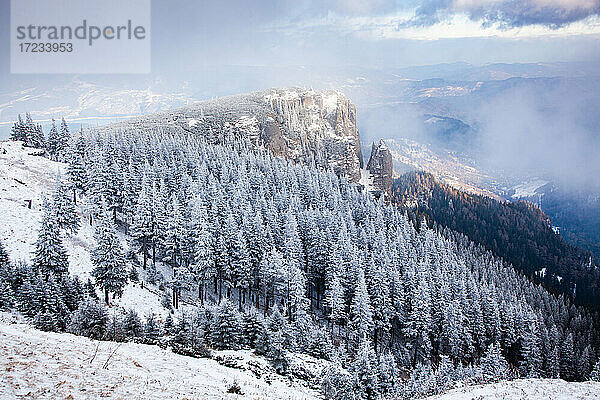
[359,168,375,193]
[536,268,547,278]
[188,118,200,128]
[425,378,600,400]
[321,92,339,115]
[0,319,319,399]
[511,179,548,199]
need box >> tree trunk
[104,288,109,305]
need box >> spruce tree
[212,299,241,350]
[33,199,69,277]
[52,172,80,234]
[46,119,59,160]
[349,269,373,349]
[67,133,88,203]
[10,114,25,142]
[351,339,380,400]
[123,308,143,338]
[91,207,128,305]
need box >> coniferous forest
[2,116,600,399]
[391,171,600,310]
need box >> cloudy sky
[146,0,600,72]
[1,0,600,78]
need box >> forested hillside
[391,171,600,310]
[1,116,600,399]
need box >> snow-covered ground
[0,316,319,400]
[510,179,549,199]
[0,140,173,318]
[425,378,600,400]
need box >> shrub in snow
[242,308,264,349]
[268,329,289,375]
[320,363,354,400]
[211,299,241,350]
[144,312,161,343]
[227,381,244,395]
[306,327,333,360]
[123,308,143,339]
[68,298,108,340]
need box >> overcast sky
[1,0,600,78]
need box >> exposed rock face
[367,140,393,196]
[103,87,364,183]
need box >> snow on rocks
[0,319,320,399]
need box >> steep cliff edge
[366,140,393,196]
[101,88,363,183]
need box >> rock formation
[367,140,393,196]
[102,87,364,183]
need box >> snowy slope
[0,316,319,400]
[425,378,600,400]
[0,140,169,317]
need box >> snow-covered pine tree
[10,114,25,142]
[52,172,80,234]
[46,119,60,161]
[67,132,88,204]
[591,358,600,381]
[68,298,108,340]
[212,299,241,350]
[91,206,128,305]
[131,173,154,269]
[351,339,380,400]
[325,273,346,335]
[57,117,71,161]
[349,269,374,351]
[480,342,509,382]
[33,199,69,277]
[144,312,161,342]
[123,308,143,338]
[0,240,9,267]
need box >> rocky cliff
[103,88,364,183]
[367,140,393,196]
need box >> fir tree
[33,199,69,277]
[591,359,600,381]
[52,172,80,234]
[68,298,108,340]
[123,308,143,338]
[349,269,373,350]
[144,312,161,342]
[46,119,59,160]
[91,207,128,304]
[212,299,241,350]
[0,240,9,267]
[480,342,509,382]
[351,339,380,400]
[67,133,88,203]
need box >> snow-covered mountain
[99,87,364,183]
